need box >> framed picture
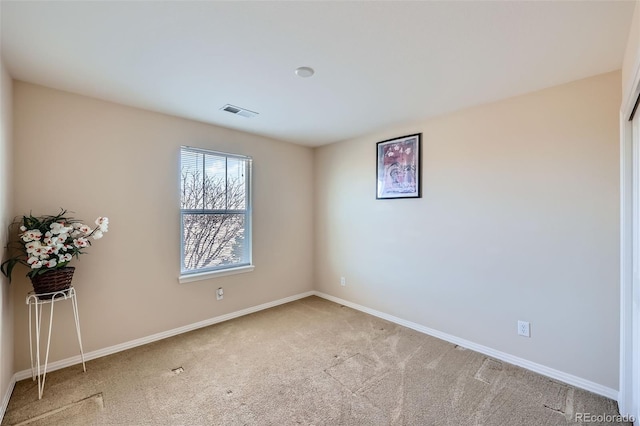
[376,133,421,199]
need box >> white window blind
[180,146,252,275]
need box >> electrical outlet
[340,277,346,286]
[216,287,224,301]
[517,320,530,337]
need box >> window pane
[180,151,204,210]
[227,157,246,210]
[204,154,227,210]
[180,146,252,276]
[182,213,247,272]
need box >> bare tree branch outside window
[180,148,251,273]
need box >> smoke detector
[220,104,259,118]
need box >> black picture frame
[376,133,421,199]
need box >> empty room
[1,1,639,425]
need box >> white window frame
[178,146,254,283]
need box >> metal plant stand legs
[26,286,86,399]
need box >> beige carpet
[2,296,627,425]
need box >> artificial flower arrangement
[1,209,108,282]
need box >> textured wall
[315,71,621,389]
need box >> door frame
[620,56,640,420]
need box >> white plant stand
[26,286,86,399]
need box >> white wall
[0,60,14,410]
[11,82,315,370]
[315,71,621,390]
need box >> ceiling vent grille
[220,104,259,118]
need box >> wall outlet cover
[518,320,530,337]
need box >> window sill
[179,265,255,284]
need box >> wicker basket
[30,267,75,299]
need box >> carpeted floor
[1,296,628,425]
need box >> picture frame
[376,133,421,199]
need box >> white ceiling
[0,1,636,147]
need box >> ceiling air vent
[220,104,259,118]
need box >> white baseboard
[0,373,17,423]
[312,291,619,401]
[8,289,618,407]
[14,291,315,381]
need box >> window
[180,146,252,280]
